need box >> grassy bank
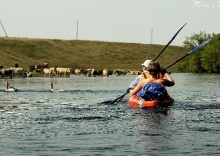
[0,37,187,72]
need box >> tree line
[178,31,220,73]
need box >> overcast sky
[0,0,219,46]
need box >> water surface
[0,73,220,155]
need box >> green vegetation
[0,37,187,72]
[179,32,220,73]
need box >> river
[0,73,220,155]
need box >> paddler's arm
[130,79,148,95]
[129,75,141,88]
[163,73,175,87]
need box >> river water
[0,73,220,156]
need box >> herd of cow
[0,63,142,79]
[74,68,141,77]
[0,66,31,79]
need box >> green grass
[0,37,187,72]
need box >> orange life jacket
[141,73,151,80]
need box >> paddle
[162,38,212,71]
[153,23,187,61]
[102,38,212,105]
[101,24,187,105]
[101,91,129,104]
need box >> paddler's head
[141,60,152,71]
[148,61,161,75]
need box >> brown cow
[93,69,103,76]
[29,65,35,72]
[0,69,13,79]
[35,63,49,73]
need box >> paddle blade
[99,100,114,104]
[188,38,212,55]
[162,38,212,70]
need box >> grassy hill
[0,37,187,72]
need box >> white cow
[74,68,82,75]
[43,68,53,77]
[49,67,57,76]
[56,67,71,77]
[102,69,109,77]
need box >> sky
[0,0,219,46]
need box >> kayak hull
[127,95,174,108]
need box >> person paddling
[129,59,152,89]
[129,59,164,89]
[130,61,174,101]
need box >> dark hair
[148,61,161,75]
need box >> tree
[201,33,220,73]
[183,31,211,49]
[180,31,213,73]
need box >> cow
[49,67,57,76]
[74,68,82,75]
[56,67,71,77]
[0,69,13,79]
[35,63,49,73]
[43,68,53,77]
[102,69,110,77]
[0,68,3,76]
[113,69,127,76]
[29,65,35,72]
[133,70,141,75]
[26,70,32,77]
[126,70,141,75]
[93,69,103,76]
[84,68,95,77]
[10,67,26,78]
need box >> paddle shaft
[109,92,128,104]
[153,23,187,61]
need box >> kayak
[126,95,174,108]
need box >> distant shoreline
[0,37,187,72]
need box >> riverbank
[0,37,187,72]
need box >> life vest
[141,73,163,80]
[141,73,151,80]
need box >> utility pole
[0,20,8,37]
[151,28,153,44]
[76,20,78,40]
